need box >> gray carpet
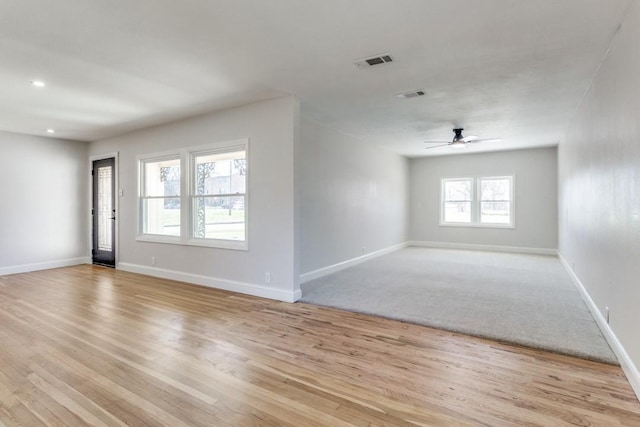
[301,247,617,364]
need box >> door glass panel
[97,166,113,251]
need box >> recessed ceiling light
[31,80,46,87]
[395,89,426,99]
[46,129,55,134]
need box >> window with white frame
[479,176,512,225]
[442,178,473,223]
[137,139,248,249]
[139,156,181,237]
[190,147,246,243]
[441,176,514,227]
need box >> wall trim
[300,242,409,284]
[118,262,300,303]
[0,257,91,276]
[409,241,558,256]
[299,241,555,285]
[558,253,640,401]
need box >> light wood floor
[0,266,639,426]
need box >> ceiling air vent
[353,53,394,69]
[395,90,426,99]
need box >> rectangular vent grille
[354,53,394,69]
[395,90,426,99]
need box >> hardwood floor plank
[27,361,131,427]
[0,265,639,426]
[0,403,47,427]
[36,345,205,427]
[11,300,218,408]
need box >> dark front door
[92,158,116,267]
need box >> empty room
[1,1,639,426]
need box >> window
[190,148,246,243]
[442,178,472,223]
[137,139,248,249]
[139,156,181,238]
[479,177,512,225]
[441,176,514,227]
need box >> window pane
[195,150,246,195]
[164,198,180,209]
[481,201,511,224]
[193,196,245,240]
[444,180,471,201]
[97,166,112,251]
[144,158,180,197]
[444,201,471,223]
[142,198,180,236]
[480,178,510,201]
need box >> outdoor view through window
[138,140,248,249]
[192,150,246,241]
[441,176,513,226]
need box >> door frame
[89,152,119,267]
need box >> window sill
[136,234,248,251]
[186,238,248,251]
[136,234,182,244]
[439,222,515,230]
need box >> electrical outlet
[151,256,156,266]
[265,272,271,283]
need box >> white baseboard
[0,257,90,276]
[558,253,640,401]
[409,241,558,256]
[299,242,409,284]
[118,262,301,303]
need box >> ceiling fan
[424,128,501,150]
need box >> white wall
[89,97,300,301]
[299,118,409,275]
[0,131,88,274]
[559,1,640,387]
[411,147,558,250]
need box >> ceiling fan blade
[467,138,502,144]
[462,135,478,142]
[424,140,449,144]
[424,143,450,150]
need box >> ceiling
[0,0,632,157]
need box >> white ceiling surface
[0,0,631,156]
